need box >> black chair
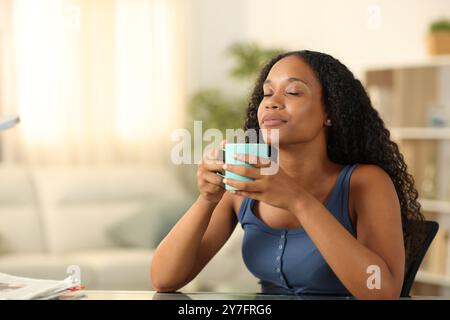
[400,220,439,297]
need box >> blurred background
[0,0,450,296]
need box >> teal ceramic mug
[219,143,271,191]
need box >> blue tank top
[237,164,359,296]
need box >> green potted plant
[427,18,450,55]
[187,42,283,137]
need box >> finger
[203,171,225,187]
[203,148,224,164]
[220,139,227,150]
[233,153,271,168]
[210,148,219,163]
[223,163,260,179]
[201,161,225,173]
[204,147,216,161]
[222,178,262,192]
[218,140,227,162]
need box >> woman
[151,50,424,299]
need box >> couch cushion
[65,248,154,290]
[0,165,45,253]
[0,248,154,290]
[32,165,192,253]
[0,252,98,286]
[107,199,192,249]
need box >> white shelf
[415,270,450,288]
[420,199,450,215]
[390,127,450,140]
[364,55,450,72]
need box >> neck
[276,138,341,190]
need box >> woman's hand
[223,153,307,212]
[197,141,226,204]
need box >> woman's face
[257,55,328,146]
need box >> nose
[265,104,280,110]
[264,96,284,110]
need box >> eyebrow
[264,77,310,87]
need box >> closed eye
[263,92,303,97]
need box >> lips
[263,119,286,126]
[261,114,288,127]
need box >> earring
[325,119,332,126]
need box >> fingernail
[223,164,227,170]
[223,178,227,184]
[230,190,236,194]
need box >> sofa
[0,164,259,292]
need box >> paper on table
[0,272,81,300]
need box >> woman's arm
[290,165,405,299]
[150,193,237,292]
[151,144,237,292]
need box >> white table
[75,290,449,300]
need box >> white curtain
[0,0,188,165]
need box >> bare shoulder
[351,164,395,190]
[349,164,400,220]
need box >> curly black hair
[244,50,425,269]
